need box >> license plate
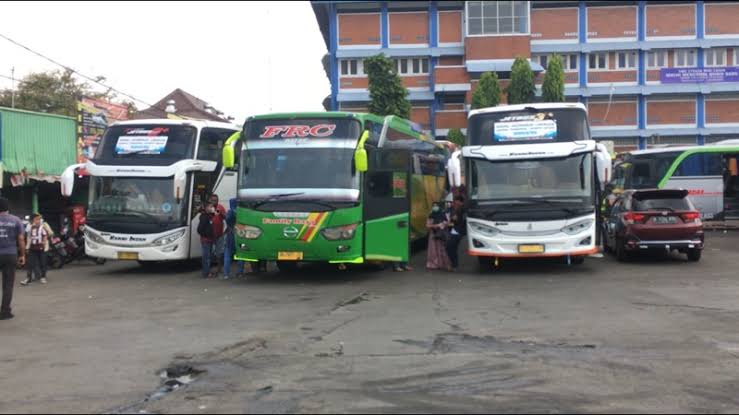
[278,251,303,261]
[652,216,677,224]
[518,244,545,254]
[118,252,139,260]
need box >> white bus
[450,103,610,270]
[61,119,240,264]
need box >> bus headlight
[235,224,262,239]
[321,223,358,241]
[469,221,500,237]
[152,229,187,246]
[561,219,594,235]
[85,229,105,244]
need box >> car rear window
[633,197,692,211]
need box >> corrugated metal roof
[0,106,77,176]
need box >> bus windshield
[87,177,188,233]
[93,124,197,165]
[239,118,362,203]
[471,153,594,206]
[467,108,590,146]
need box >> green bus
[608,141,739,220]
[222,112,449,271]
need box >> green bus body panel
[364,212,409,262]
[658,146,739,188]
[234,205,364,262]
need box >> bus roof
[468,102,587,118]
[629,142,739,156]
[110,118,240,130]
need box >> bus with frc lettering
[451,103,611,270]
[222,112,449,271]
[60,119,240,264]
[608,141,739,221]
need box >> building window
[588,53,608,70]
[533,54,578,72]
[674,49,696,67]
[396,58,429,75]
[616,51,637,69]
[705,48,727,67]
[340,59,365,77]
[467,1,529,36]
[646,50,667,69]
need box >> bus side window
[675,153,722,177]
[367,171,393,198]
[198,128,234,164]
[364,121,383,147]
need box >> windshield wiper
[252,192,306,208]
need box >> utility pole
[11,66,16,108]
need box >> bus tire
[477,257,494,273]
[616,239,629,262]
[276,261,299,273]
[570,256,585,265]
[687,249,702,262]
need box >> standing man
[208,194,227,278]
[0,197,26,320]
[445,195,467,272]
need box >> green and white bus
[222,112,449,271]
[609,141,739,220]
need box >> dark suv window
[633,196,693,211]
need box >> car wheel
[616,239,629,262]
[687,249,702,262]
[276,261,299,273]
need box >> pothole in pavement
[107,365,206,414]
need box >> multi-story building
[311,1,739,152]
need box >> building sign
[77,97,129,163]
[660,67,739,84]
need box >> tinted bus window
[674,153,722,176]
[467,108,590,146]
[94,124,197,165]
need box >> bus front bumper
[85,229,191,262]
[466,222,598,258]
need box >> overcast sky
[0,1,330,122]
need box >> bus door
[363,148,410,263]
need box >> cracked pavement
[1,232,739,413]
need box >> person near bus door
[445,195,467,272]
[223,198,248,279]
[0,197,26,321]
[21,214,49,285]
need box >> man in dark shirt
[0,197,26,320]
[445,196,467,272]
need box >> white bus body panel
[467,213,597,257]
[663,176,724,220]
[85,226,191,261]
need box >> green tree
[507,57,536,105]
[447,128,466,147]
[542,55,565,102]
[365,54,411,119]
[471,71,501,109]
[0,69,113,117]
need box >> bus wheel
[570,256,585,265]
[276,261,299,273]
[477,257,495,273]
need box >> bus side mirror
[222,131,241,169]
[355,148,368,172]
[355,130,370,172]
[223,145,235,169]
[60,163,85,197]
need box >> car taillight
[681,212,701,223]
[623,212,647,224]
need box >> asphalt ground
[1,231,738,414]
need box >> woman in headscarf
[426,202,451,271]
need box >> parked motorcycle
[60,220,106,265]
